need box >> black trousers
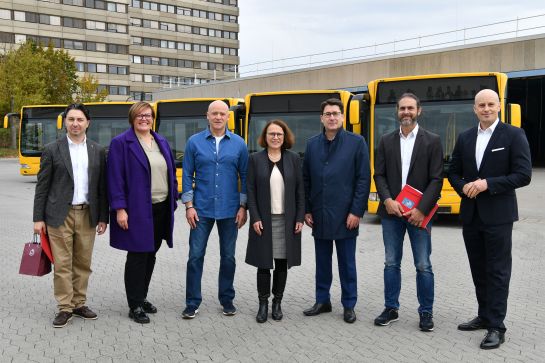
[463,209,513,332]
[257,259,288,299]
[125,200,169,309]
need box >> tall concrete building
[0,0,239,101]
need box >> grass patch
[0,148,18,158]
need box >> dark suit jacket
[448,121,531,225]
[33,136,108,228]
[374,126,444,218]
[246,149,305,269]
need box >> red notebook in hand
[395,184,438,230]
[40,230,54,264]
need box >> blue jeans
[185,217,238,308]
[381,216,434,314]
[314,237,357,308]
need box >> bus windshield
[20,106,65,157]
[156,116,209,167]
[86,118,128,150]
[247,112,322,156]
[373,100,477,174]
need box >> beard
[399,117,417,127]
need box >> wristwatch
[240,203,247,209]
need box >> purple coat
[107,128,178,252]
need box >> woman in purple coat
[107,101,178,324]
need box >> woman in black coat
[246,119,305,323]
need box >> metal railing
[238,13,545,78]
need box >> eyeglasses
[136,113,153,120]
[267,132,284,138]
[322,112,343,118]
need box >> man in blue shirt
[181,100,248,318]
[303,98,370,323]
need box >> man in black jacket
[448,89,531,349]
[373,93,443,332]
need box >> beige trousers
[47,208,96,312]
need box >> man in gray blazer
[33,103,108,328]
[373,93,443,332]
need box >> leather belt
[71,204,89,210]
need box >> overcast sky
[238,1,545,76]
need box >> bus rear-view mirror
[508,104,521,128]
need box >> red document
[40,230,54,264]
[395,184,438,230]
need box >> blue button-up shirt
[181,127,248,219]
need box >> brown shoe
[73,306,98,320]
[53,311,73,328]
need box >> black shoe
[129,307,150,324]
[480,329,505,349]
[182,306,199,319]
[142,300,157,314]
[374,308,399,326]
[222,303,237,316]
[458,316,487,331]
[343,308,356,323]
[303,302,332,316]
[271,298,283,321]
[419,312,434,332]
[256,301,268,323]
[53,311,73,328]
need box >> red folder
[395,184,438,230]
[40,230,54,264]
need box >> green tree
[74,73,109,102]
[0,42,47,114]
[43,45,78,104]
[0,41,79,115]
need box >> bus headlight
[368,192,379,202]
[20,164,31,169]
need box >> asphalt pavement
[1,158,544,362]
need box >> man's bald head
[208,100,228,113]
[475,89,500,105]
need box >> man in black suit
[373,93,443,332]
[33,104,108,328]
[448,89,531,349]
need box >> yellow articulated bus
[18,105,66,175]
[153,98,244,193]
[365,72,521,215]
[241,90,362,156]
[83,102,135,151]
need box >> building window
[14,34,26,43]
[14,11,25,21]
[50,16,61,26]
[64,18,85,29]
[131,74,143,82]
[75,62,85,72]
[177,7,191,16]
[0,9,10,20]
